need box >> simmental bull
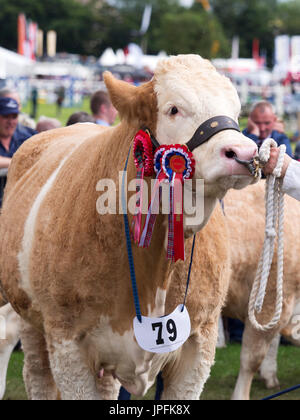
[223,181,300,400]
[0,55,258,400]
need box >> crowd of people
[0,87,118,205]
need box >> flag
[37,29,44,58]
[18,14,26,56]
[253,38,260,61]
[231,36,239,60]
[140,4,152,35]
[28,21,38,60]
[47,30,57,58]
[18,13,38,60]
[197,0,211,11]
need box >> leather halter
[186,116,240,152]
[147,115,241,152]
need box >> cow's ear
[103,71,136,119]
[104,72,157,130]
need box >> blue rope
[122,147,142,323]
[122,147,197,323]
[182,234,196,311]
[262,384,300,400]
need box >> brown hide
[0,295,6,307]
[0,70,229,347]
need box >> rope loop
[248,139,286,332]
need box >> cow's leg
[46,334,101,400]
[161,325,218,400]
[231,320,281,400]
[0,304,21,400]
[259,333,280,389]
[21,320,57,400]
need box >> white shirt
[282,159,300,201]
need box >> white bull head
[104,55,258,203]
[153,55,259,198]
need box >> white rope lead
[248,139,286,332]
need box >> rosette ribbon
[132,130,154,243]
[140,144,195,262]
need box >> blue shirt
[243,129,293,157]
[95,119,110,127]
[294,141,300,161]
[0,124,37,158]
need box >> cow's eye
[170,106,179,115]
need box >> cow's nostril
[225,150,237,159]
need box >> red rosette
[156,144,195,181]
[133,130,154,177]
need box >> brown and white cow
[0,55,258,400]
[223,181,300,400]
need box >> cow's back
[0,123,110,326]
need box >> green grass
[22,98,91,127]
[4,344,300,400]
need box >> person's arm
[247,117,260,137]
[242,128,260,143]
[263,148,300,201]
[277,133,293,157]
[282,159,300,201]
[0,156,11,169]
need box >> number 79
[152,319,177,346]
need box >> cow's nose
[221,145,258,176]
[221,145,257,162]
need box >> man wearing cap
[0,97,36,167]
[0,97,37,205]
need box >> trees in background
[0,0,299,62]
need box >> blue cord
[182,234,196,311]
[122,147,197,323]
[262,384,300,400]
[122,147,142,323]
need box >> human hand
[247,117,260,136]
[262,148,292,178]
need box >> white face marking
[154,55,258,194]
[17,141,86,301]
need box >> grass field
[4,343,300,400]
[22,98,92,127]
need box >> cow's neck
[116,122,219,244]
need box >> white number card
[133,305,191,354]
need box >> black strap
[186,116,240,152]
[141,126,161,150]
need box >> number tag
[133,305,191,354]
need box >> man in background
[243,101,293,157]
[0,97,37,206]
[0,88,36,130]
[36,116,62,133]
[90,90,117,127]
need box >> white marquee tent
[0,46,34,79]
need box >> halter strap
[146,116,240,153]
